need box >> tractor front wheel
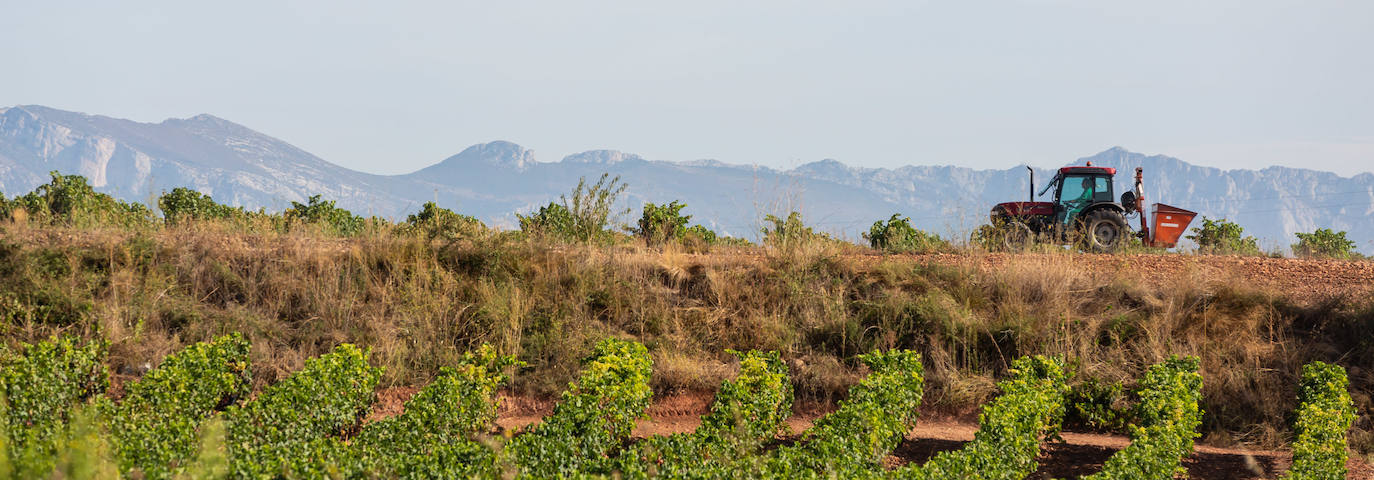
[1083,210,1128,253]
[1003,221,1034,252]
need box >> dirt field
[686,250,1374,305]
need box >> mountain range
[2,105,1372,252]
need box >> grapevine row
[892,355,1070,480]
[615,350,793,479]
[0,336,1355,479]
[1283,361,1356,480]
[1082,356,1203,480]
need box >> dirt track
[684,251,1374,304]
[936,252,1374,303]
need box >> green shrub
[159,188,244,225]
[634,201,692,246]
[224,343,381,479]
[1283,362,1356,480]
[519,173,630,244]
[9,172,154,228]
[518,202,576,240]
[0,336,108,478]
[679,224,751,250]
[1083,356,1203,480]
[508,338,653,478]
[617,350,793,479]
[351,344,519,478]
[761,350,924,478]
[895,355,1069,480]
[865,214,947,253]
[1292,229,1359,259]
[402,202,485,241]
[108,334,252,479]
[684,224,717,244]
[1186,217,1260,255]
[562,173,631,243]
[285,194,365,236]
[762,212,833,250]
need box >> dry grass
[1,222,1371,452]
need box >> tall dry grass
[0,222,1370,452]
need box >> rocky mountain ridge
[2,105,1371,251]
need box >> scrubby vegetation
[1,172,153,228]
[865,214,948,253]
[285,194,368,236]
[1186,217,1262,255]
[402,201,486,241]
[1293,228,1360,259]
[517,201,575,239]
[635,201,692,246]
[158,188,247,225]
[518,173,630,244]
[761,211,841,251]
[630,201,747,250]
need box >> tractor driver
[1063,176,1096,226]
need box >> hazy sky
[3,1,1372,176]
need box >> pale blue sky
[3,1,1371,175]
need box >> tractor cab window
[1057,174,1100,225]
[1057,175,1095,206]
[1092,176,1112,202]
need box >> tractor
[979,163,1196,253]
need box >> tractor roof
[1058,166,1116,176]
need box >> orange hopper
[1133,167,1198,248]
[1148,204,1196,248]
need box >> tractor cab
[1041,166,1117,227]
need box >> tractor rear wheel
[1083,209,1128,253]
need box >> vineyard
[0,335,1356,479]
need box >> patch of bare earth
[364,386,421,423]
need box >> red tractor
[981,163,1196,253]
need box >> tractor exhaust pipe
[1027,166,1034,202]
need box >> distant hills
[2,105,1372,251]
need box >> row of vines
[0,336,1355,479]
